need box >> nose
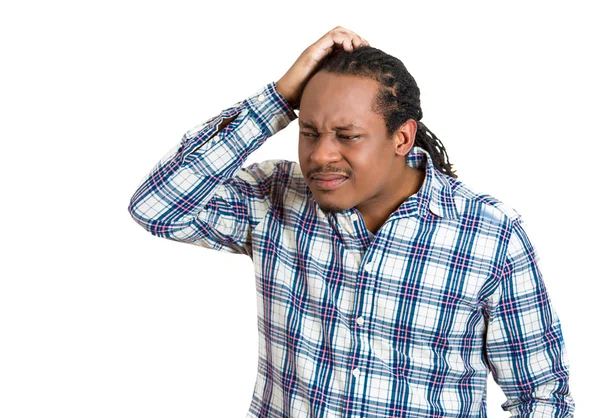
[309,134,342,165]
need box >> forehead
[299,72,381,127]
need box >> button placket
[349,212,363,238]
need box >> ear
[393,118,417,157]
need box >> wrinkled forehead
[299,73,381,129]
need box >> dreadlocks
[306,46,458,178]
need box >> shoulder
[445,175,522,228]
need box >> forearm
[215,115,236,136]
[127,81,297,239]
[489,322,574,417]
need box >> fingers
[328,26,370,52]
[343,38,353,52]
[279,27,368,108]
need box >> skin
[298,71,426,235]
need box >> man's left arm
[484,217,575,417]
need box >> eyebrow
[299,120,362,131]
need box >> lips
[312,174,348,180]
[311,173,348,191]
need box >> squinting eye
[300,132,361,140]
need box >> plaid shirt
[128,81,574,417]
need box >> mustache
[308,166,352,178]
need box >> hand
[276,26,369,110]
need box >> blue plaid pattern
[128,81,574,417]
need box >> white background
[1,0,597,416]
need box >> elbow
[127,196,164,238]
[127,196,190,238]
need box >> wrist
[275,81,295,107]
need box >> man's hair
[305,46,457,178]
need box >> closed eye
[300,132,361,140]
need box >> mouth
[311,176,348,191]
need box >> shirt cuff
[244,81,298,137]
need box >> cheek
[298,144,309,174]
[349,147,383,174]
[350,149,393,184]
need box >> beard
[316,199,346,214]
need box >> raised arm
[127,26,370,256]
[127,82,297,255]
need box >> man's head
[298,71,417,213]
[297,46,456,214]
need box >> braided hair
[306,46,457,178]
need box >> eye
[300,132,361,140]
[300,132,317,138]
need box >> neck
[358,164,426,234]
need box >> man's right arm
[127,81,297,255]
[127,26,369,255]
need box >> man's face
[298,71,401,214]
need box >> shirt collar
[404,145,459,220]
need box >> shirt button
[350,213,359,222]
[257,94,266,102]
[357,316,365,326]
[352,367,361,377]
[365,262,373,273]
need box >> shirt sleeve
[127,81,297,256]
[484,216,575,417]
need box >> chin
[315,198,349,214]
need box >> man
[128,26,574,417]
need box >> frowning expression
[298,71,402,214]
